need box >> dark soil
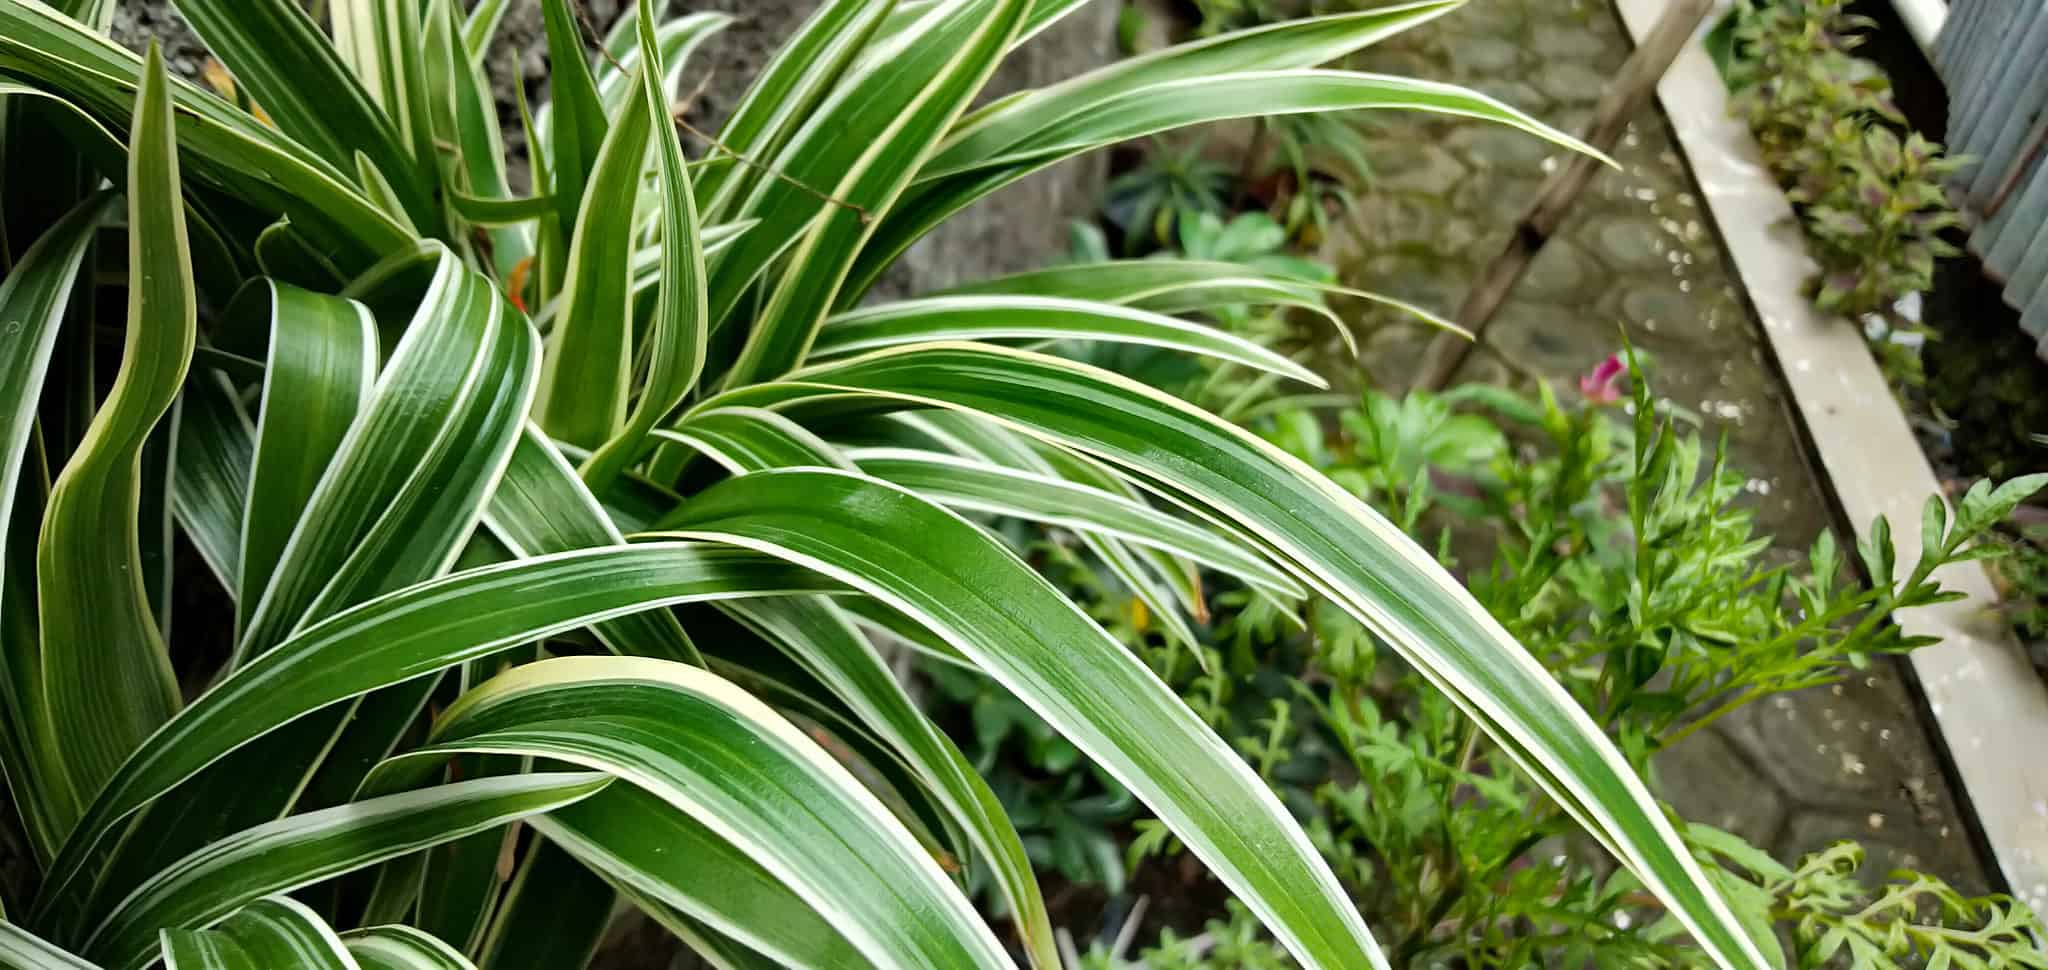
[1847,3,2048,676]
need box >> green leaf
[709,0,1034,386]
[428,0,528,276]
[38,42,192,806]
[461,0,510,58]
[1086,525,1201,648]
[882,410,1227,640]
[77,252,534,929]
[1686,823,1792,884]
[590,11,729,123]
[933,257,1461,347]
[84,774,610,970]
[539,0,610,267]
[171,0,433,228]
[347,924,481,970]
[1975,473,2048,532]
[171,372,255,594]
[0,921,96,969]
[578,0,711,491]
[238,248,531,661]
[328,0,436,198]
[855,68,1602,299]
[483,426,702,665]
[159,896,356,970]
[361,855,428,929]
[1919,494,1948,575]
[292,672,444,814]
[0,0,414,270]
[447,191,555,226]
[34,543,840,933]
[720,595,1054,967]
[813,296,1324,385]
[254,221,350,292]
[648,468,1383,969]
[363,655,1010,970]
[350,131,431,225]
[655,407,852,475]
[704,343,1772,970]
[0,192,115,859]
[76,255,530,940]
[412,794,509,958]
[220,281,378,632]
[535,62,652,449]
[936,1,1462,168]
[515,69,565,315]
[953,68,1603,177]
[850,446,1303,596]
[694,0,903,221]
[540,784,869,970]
[138,403,178,635]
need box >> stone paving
[1327,0,1988,890]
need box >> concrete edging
[1612,0,2048,914]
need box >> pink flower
[1579,353,1625,405]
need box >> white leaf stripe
[482,426,703,665]
[934,258,1460,343]
[534,58,652,450]
[717,594,1054,967]
[32,544,840,935]
[576,0,714,491]
[0,192,116,860]
[83,774,610,969]
[936,1,1464,165]
[0,1,413,265]
[653,407,853,477]
[229,282,378,633]
[650,469,1384,968]
[533,785,869,970]
[849,446,1304,596]
[972,70,1610,175]
[342,925,479,970]
[703,343,1769,970]
[694,0,903,221]
[163,896,360,970]
[0,921,97,969]
[37,44,189,807]
[364,657,1011,970]
[847,67,1602,303]
[814,295,1325,386]
[709,0,1033,383]
[160,928,254,970]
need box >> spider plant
[0,0,1774,967]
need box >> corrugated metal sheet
[1935,0,2048,350]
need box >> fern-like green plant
[0,0,1787,967]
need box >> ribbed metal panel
[1937,0,2048,351]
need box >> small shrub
[0,0,1768,967]
[995,344,2047,967]
[1722,0,1966,385]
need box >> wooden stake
[1412,0,1717,391]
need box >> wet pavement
[1328,0,1987,890]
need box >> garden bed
[1609,0,2048,920]
[1330,0,1991,895]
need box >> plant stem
[1663,686,1765,747]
